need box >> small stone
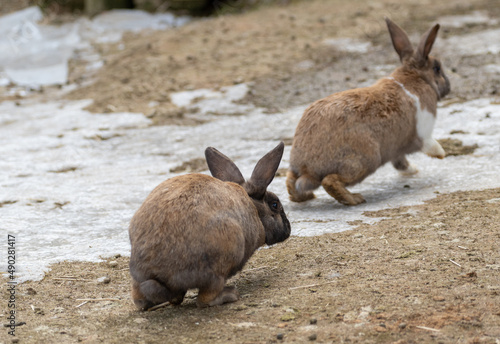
[113,253,121,258]
[399,322,407,329]
[32,306,44,315]
[104,104,117,113]
[310,318,317,325]
[280,313,296,322]
[108,261,118,268]
[433,295,445,302]
[53,307,65,314]
[308,333,317,341]
[97,276,111,284]
[12,339,19,343]
[375,326,387,332]
[134,317,148,324]
[27,287,37,295]
[277,333,284,340]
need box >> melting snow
[0,8,499,281]
[1,90,499,281]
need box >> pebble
[53,307,65,314]
[399,322,407,329]
[310,318,317,325]
[308,333,317,341]
[277,333,284,340]
[97,276,111,284]
[134,317,148,324]
[32,306,44,315]
[108,261,118,268]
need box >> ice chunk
[85,9,190,43]
[0,7,79,86]
[322,38,372,53]
[445,29,500,55]
[0,7,190,86]
[438,11,498,28]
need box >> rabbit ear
[205,147,245,185]
[416,24,440,62]
[246,142,284,199]
[385,17,414,62]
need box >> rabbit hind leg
[197,277,239,308]
[132,279,186,310]
[321,174,366,206]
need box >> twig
[458,246,468,250]
[288,281,336,290]
[54,278,93,281]
[243,266,268,273]
[449,259,462,268]
[75,301,89,308]
[415,325,440,332]
[148,301,171,311]
[75,298,120,302]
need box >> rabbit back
[129,173,264,292]
[290,78,421,184]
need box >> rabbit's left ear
[205,147,245,185]
[416,24,440,62]
[385,17,414,62]
[246,142,284,199]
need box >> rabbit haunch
[129,142,290,310]
[287,18,450,206]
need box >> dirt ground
[4,188,499,344]
[2,0,500,343]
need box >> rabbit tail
[286,170,317,202]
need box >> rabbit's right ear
[205,147,245,185]
[246,142,285,199]
[385,17,414,62]
[416,24,440,63]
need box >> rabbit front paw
[423,139,445,159]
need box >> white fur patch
[386,77,438,150]
[423,138,445,158]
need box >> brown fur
[129,142,290,310]
[287,19,450,206]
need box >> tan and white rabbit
[129,142,290,310]
[287,18,450,206]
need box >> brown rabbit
[287,18,450,206]
[129,142,290,310]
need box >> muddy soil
[61,0,500,119]
[2,0,500,343]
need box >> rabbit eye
[271,201,279,210]
[433,64,441,74]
